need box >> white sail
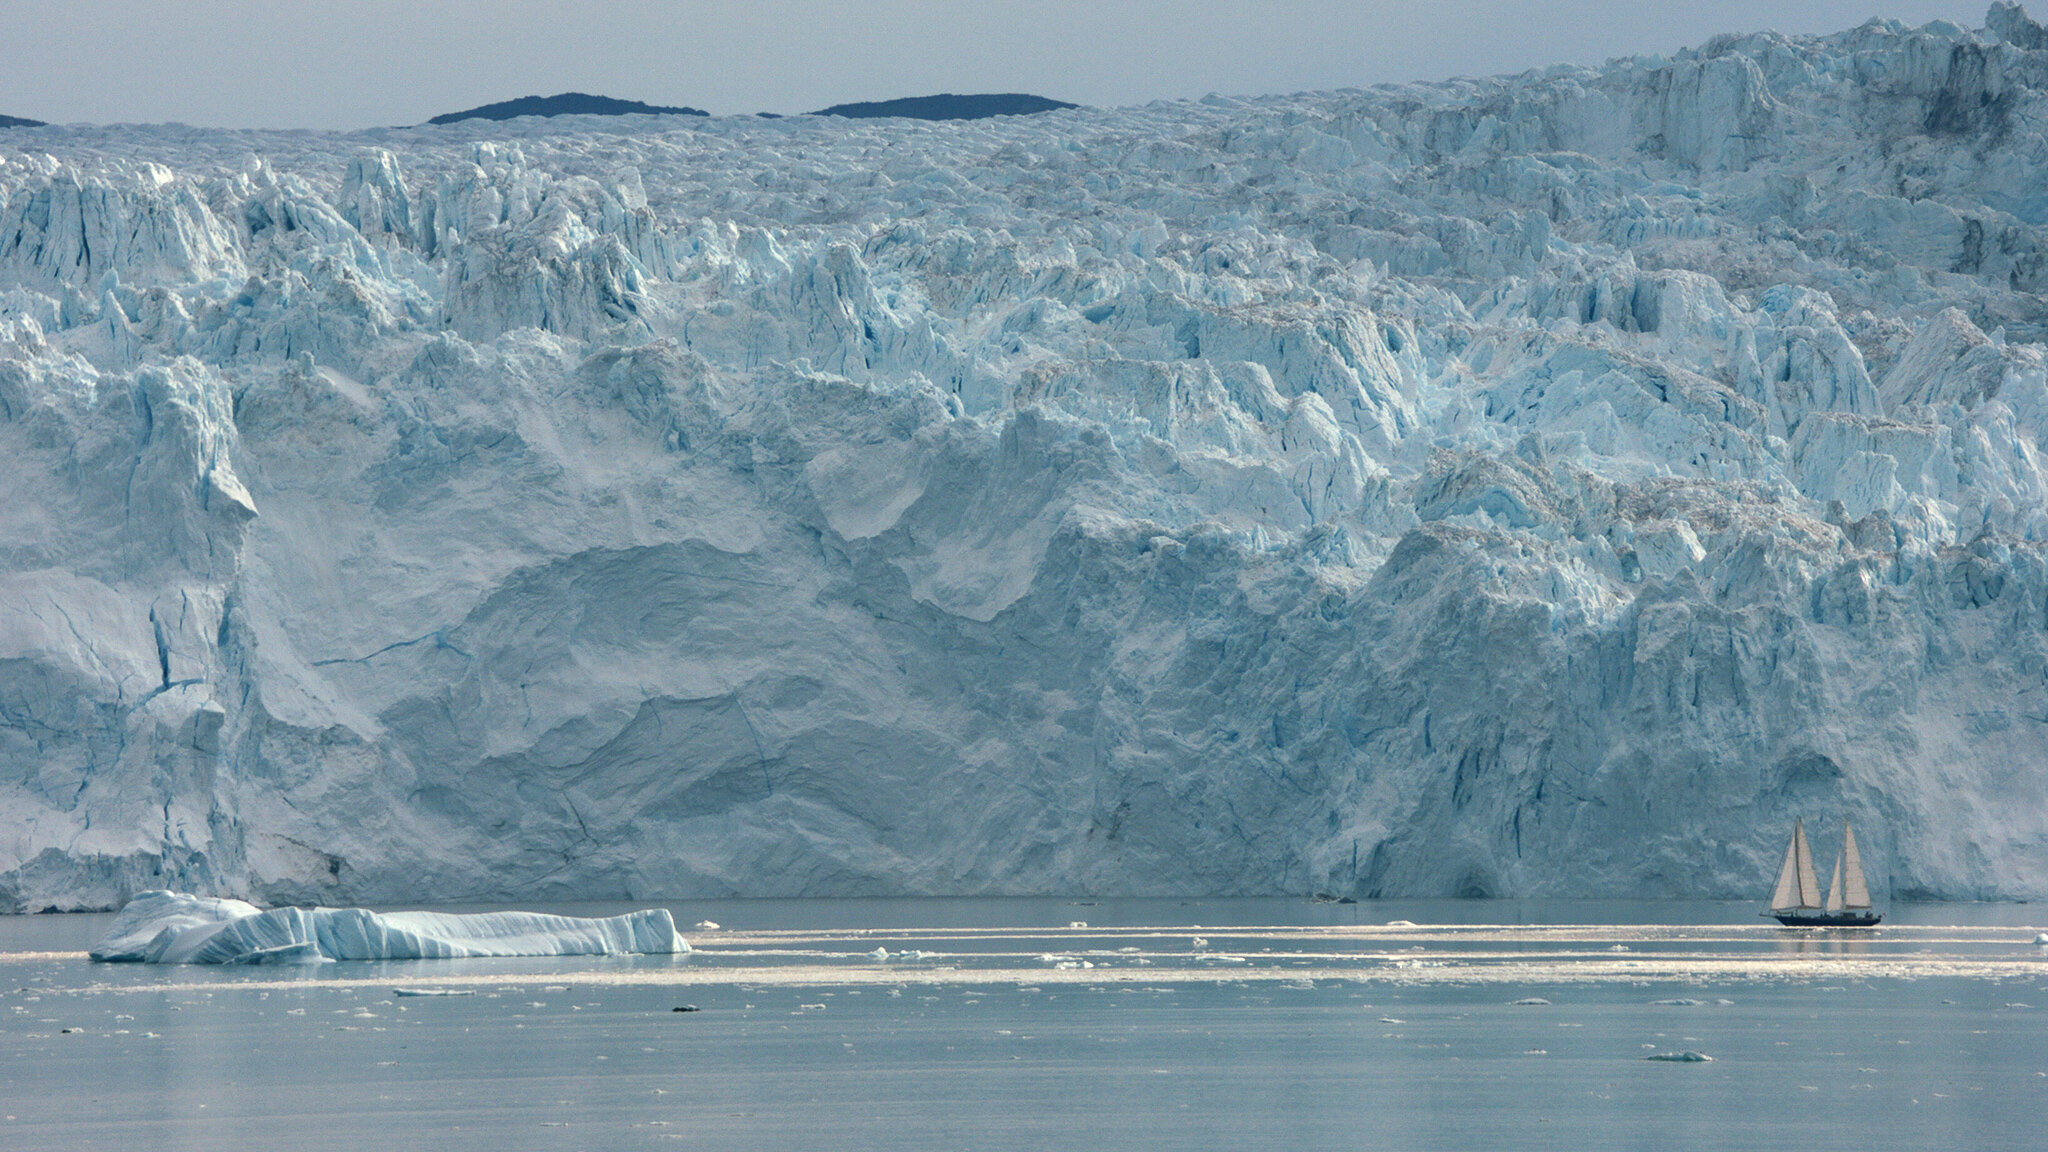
[1770,825,1802,910]
[1841,824,1872,909]
[1825,851,1845,912]
[1770,819,1824,910]
[1793,819,1821,908]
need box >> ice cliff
[5,6,2048,911]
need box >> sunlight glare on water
[2,899,2043,1150]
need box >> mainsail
[1841,823,1871,909]
[1770,819,1823,910]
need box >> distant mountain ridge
[427,93,708,126]
[811,93,1078,120]
[0,114,45,128]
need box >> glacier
[86,889,686,963]
[4,6,2048,911]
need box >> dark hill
[426,93,708,126]
[810,93,1077,121]
[0,114,46,128]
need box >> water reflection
[1772,928,1877,956]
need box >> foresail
[1770,830,1802,910]
[1842,824,1872,909]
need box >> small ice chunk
[696,921,722,931]
[392,988,475,997]
[1652,998,1705,1006]
[1646,1051,1715,1062]
[2033,933,2047,945]
[867,947,889,961]
[1511,997,1552,1006]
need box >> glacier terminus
[5,5,2048,911]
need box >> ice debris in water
[392,987,475,997]
[1646,1051,1716,1062]
[89,891,688,964]
[1512,998,1553,1006]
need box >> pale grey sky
[0,0,2005,130]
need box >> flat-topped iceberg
[89,890,688,963]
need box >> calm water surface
[3,899,2043,1151]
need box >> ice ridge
[4,7,2048,910]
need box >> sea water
[3,899,2043,1150]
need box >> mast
[1841,823,1872,909]
[1793,819,1821,908]
[1825,850,1845,912]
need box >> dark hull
[1769,911,1882,927]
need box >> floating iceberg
[89,890,688,964]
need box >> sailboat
[1765,819,1881,926]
